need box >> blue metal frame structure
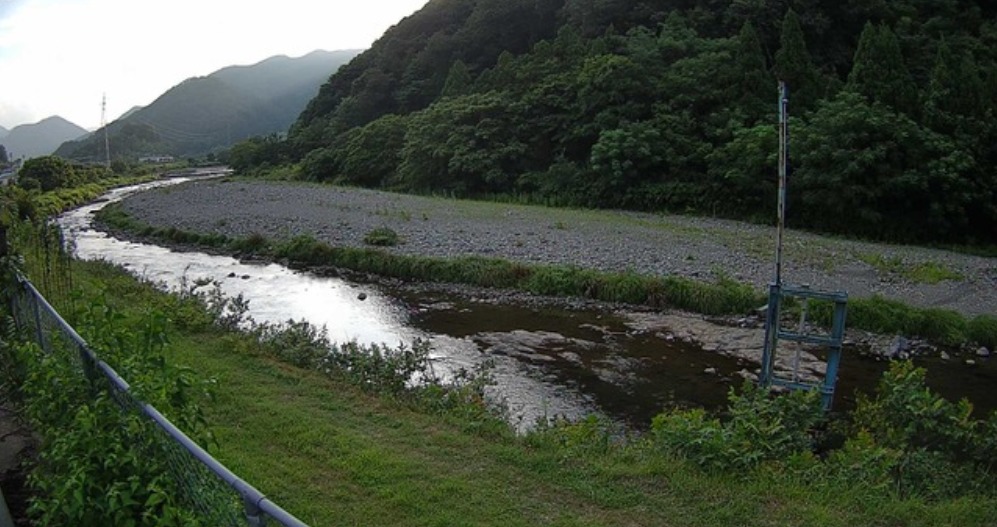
[763,81,849,410]
[759,284,848,410]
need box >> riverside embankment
[79,178,997,419]
[116,178,995,316]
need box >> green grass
[95,204,763,317]
[363,226,401,246]
[857,253,964,284]
[95,205,997,348]
[52,259,997,526]
[801,294,997,348]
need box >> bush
[325,339,431,396]
[650,382,825,472]
[363,226,401,247]
[526,415,621,457]
[968,314,997,349]
[845,361,996,499]
[19,297,214,524]
[255,319,330,369]
[230,232,269,254]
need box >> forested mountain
[55,49,361,160]
[244,0,997,246]
[1,116,87,160]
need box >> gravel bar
[116,179,997,316]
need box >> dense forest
[234,0,997,246]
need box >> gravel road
[116,179,996,316]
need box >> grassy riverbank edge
[48,257,997,525]
[96,202,997,349]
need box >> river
[58,179,997,431]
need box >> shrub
[19,297,214,524]
[650,382,825,472]
[843,361,996,499]
[363,226,401,247]
[230,232,269,254]
[968,314,997,349]
[324,339,431,396]
[255,319,330,369]
[526,415,621,457]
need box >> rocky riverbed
[116,178,996,317]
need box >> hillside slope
[273,0,997,246]
[56,49,361,160]
[1,116,87,159]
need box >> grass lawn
[56,258,997,527]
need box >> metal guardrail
[12,275,310,527]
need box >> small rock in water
[703,367,717,375]
[227,272,236,278]
[241,274,250,280]
[966,359,977,366]
[887,335,909,358]
[357,292,368,301]
[940,351,951,360]
[976,347,991,358]
[736,369,758,382]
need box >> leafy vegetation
[653,362,997,502]
[857,253,964,284]
[5,178,997,524]
[96,204,997,348]
[363,226,401,246]
[232,0,997,248]
[96,205,764,316]
[0,219,219,524]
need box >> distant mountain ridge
[1,116,87,159]
[0,125,8,140]
[56,49,361,160]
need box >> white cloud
[0,0,427,129]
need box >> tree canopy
[236,0,997,246]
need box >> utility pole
[101,94,111,169]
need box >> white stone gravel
[116,179,997,316]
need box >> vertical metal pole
[102,94,111,170]
[775,81,789,286]
[31,289,46,352]
[243,495,266,527]
[822,298,849,411]
[0,224,7,260]
[762,82,790,389]
[759,284,781,386]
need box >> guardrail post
[30,288,46,352]
[243,495,266,527]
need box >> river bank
[114,179,996,316]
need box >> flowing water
[58,179,997,431]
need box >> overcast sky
[0,0,428,130]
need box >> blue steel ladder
[759,284,848,411]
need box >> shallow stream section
[58,179,997,431]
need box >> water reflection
[57,180,597,430]
[61,180,995,431]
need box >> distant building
[0,169,15,186]
[139,155,175,164]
